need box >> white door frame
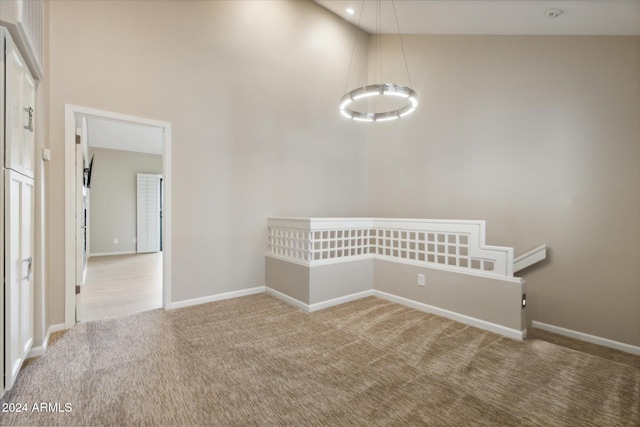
[64,104,172,328]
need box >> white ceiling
[314,0,640,35]
[87,117,163,155]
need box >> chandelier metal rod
[339,0,417,123]
[392,0,413,88]
[342,0,366,95]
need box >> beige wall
[88,148,162,255]
[47,0,369,321]
[266,257,310,304]
[367,35,640,346]
[45,2,638,348]
[373,260,526,333]
[309,259,373,305]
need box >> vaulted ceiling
[314,0,640,35]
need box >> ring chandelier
[339,83,418,122]
[339,0,417,123]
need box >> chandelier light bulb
[339,83,417,122]
[339,0,416,123]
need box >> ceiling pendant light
[340,0,417,123]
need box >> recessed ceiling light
[346,7,355,15]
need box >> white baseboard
[168,286,265,310]
[532,320,640,355]
[265,287,525,340]
[265,288,310,312]
[264,288,375,313]
[308,290,375,312]
[90,251,137,257]
[27,323,66,359]
[375,291,527,340]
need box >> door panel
[21,73,36,178]
[21,178,34,356]
[4,38,35,178]
[6,48,25,174]
[4,170,34,390]
[6,172,22,386]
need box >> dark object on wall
[84,155,94,188]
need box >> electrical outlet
[418,274,425,287]
[114,238,119,244]
[133,237,137,243]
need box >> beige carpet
[1,294,638,426]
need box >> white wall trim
[265,287,310,312]
[26,323,66,359]
[89,251,137,257]
[168,286,265,310]
[265,288,376,313]
[375,290,527,340]
[64,104,172,328]
[513,244,547,273]
[267,253,373,268]
[267,217,543,279]
[266,286,524,339]
[309,289,375,312]
[532,321,640,355]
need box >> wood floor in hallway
[79,252,162,322]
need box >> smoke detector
[544,8,563,19]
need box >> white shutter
[136,174,161,253]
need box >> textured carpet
[1,294,638,426]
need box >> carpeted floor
[1,294,638,426]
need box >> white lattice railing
[267,218,517,278]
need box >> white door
[5,39,35,178]
[136,174,161,253]
[21,68,36,177]
[4,170,35,390]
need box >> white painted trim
[308,289,375,312]
[64,104,172,328]
[162,125,172,310]
[167,286,265,310]
[267,217,546,279]
[89,251,137,257]
[532,321,640,355]
[266,288,376,313]
[27,346,44,359]
[266,254,311,268]
[375,290,526,340]
[265,287,310,312]
[26,323,66,359]
[514,244,547,273]
[64,105,76,327]
[266,253,373,268]
[265,286,525,340]
[309,254,373,266]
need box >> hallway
[79,253,162,322]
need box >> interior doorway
[64,105,172,327]
[80,252,163,322]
